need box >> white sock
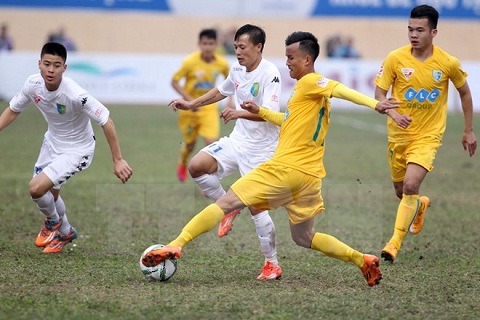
[32,192,59,221]
[56,196,72,236]
[192,174,226,200]
[251,211,278,265]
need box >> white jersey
[217,58,281,152]
[9,74,110,153]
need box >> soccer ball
[139,244,178,282]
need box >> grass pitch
[0,103,478,319]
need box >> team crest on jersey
[250,82,259,96]
[432,70,442,81]
[56,103,66,115]
[401,68,414,80]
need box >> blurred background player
[375,5,477,262]
[171,28,230,182]
[0,42,133,253]
[47,26,77,52]
[169,24,283,280]
[0,23,14,51]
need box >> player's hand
[220,107,239,124]
[169,99,191,111]
[386,109,411,129]
[462,130,477,157]
[394,114,412,129]
[113,159,133,183]
[240,100,260,114]
[375,98,400,114]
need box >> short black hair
[234,24,266,53]
[285,31,320,62]
[41,42,67,62]
[410,4,439,29]
[199,28,217,40]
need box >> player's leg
[189,150,224,198]
[284,170,381,286]
[382,163,428,261]
[250,207,282,280]
[177,111,198,182]
[290,219,382,286]
[143,163,277,267]
[42,188,78,253]
[39,151,92,253]
[30,172,61,247]
[189,138,240,221]
[51,190,73,237]
[381,140,436,261]
[218,147,276,240]
[142,188,246,267]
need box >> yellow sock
[178,143,191,166]
[169,203,224,248]
[389,194,420,248]
[310,233,364,268]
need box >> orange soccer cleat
[217,209,242,237]
[361,254,383,287]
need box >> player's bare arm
[102,117,133,183]
[242,101,284,126]
[171,79,194,101]
[220,105,265,124]
[169,87,226,111]
[240,100,260,114]
[374,86,411,129]
[0,107,20,132]
[457,82,477,156]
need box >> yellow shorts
[178,107,219,144]
[231,161,325,224]
[388,137,442,182]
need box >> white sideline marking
[334,115,387,135]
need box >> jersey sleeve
[374,53,397,91]
[217,70,235,96]
[79,93,110,126]
[9,77,34,112]
[449,57,468,89]
[305,74,339,99]
[260,70,281,112]
[172,57,191,82]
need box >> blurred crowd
[2,22,361,60]
[325,34,361,59]
[0,23,77,52]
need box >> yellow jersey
[374,45,468,142]
[269,73,339,178]
[172,51,230,111]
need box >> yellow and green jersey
[270,73,339,178]
[374,45,467,142]
[172,51,230,111]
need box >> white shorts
[33,138,94,189]
[200,136,275,178]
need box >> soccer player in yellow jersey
[375,5,477,262]
[144,31,400,286]
[171,29,230,182]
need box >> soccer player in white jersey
[0,42,133,253]
[169,24,282,280]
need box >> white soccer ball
[139,244,178,282]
